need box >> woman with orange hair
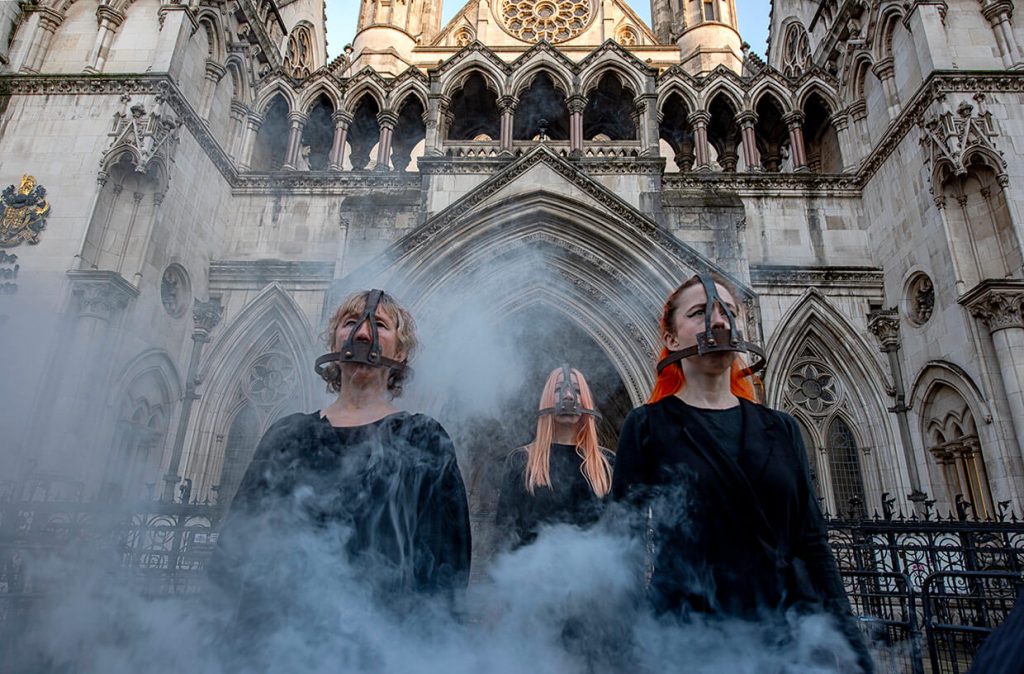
[612,273,873,673]
[496,365,613,549]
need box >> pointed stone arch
[341,150,750,406]
[578,46,651,97]
[767,289,898,514]
[697,78,744,112]
[252,79,298,116]
[342,73,389,114]
[184,283,318,500]
[508,49,576,99]
[655,79,700,116]
[296,76,344,113]
[749,78,795,113]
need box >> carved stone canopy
[66,270,139,321]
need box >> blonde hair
[320,290,418,395]
[525,367,612,498]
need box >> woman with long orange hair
[496,365,613,549]
[612,273,873,673]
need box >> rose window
[788,363,839,414]
[244,351,298,406]
[499,0,594,44]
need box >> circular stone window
[160,264,191,318]
[905,272,935,326]
[498,0,594,43]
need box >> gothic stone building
[1,0,1023,563]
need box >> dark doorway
[459,304,631,578]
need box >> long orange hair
[525,367,612,498]
[648,274,763,404]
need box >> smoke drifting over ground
[5,515,860,674]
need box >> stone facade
[1,0,1022,563]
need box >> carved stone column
[784,111,808,171]
[21,8,64,73]
[84,5,126,73]
[162,297,223,502]
[830,110,856,172]
[981,0,1023,69]
[282,111,308,171]
[688,110,711,171]
[567,94,587,154]
[736,110,761,171]
[636,93,660,155]
[329,110,353,171]
[849,99,870,157]
[962,280,1024,459]
[872,58,903,119]
[375,110,398,170]
[424,93,449,156]
[199,60,227,120]
[868,308,929,506]
[227,101,248,161]
[498,95,517,154]
[237,112,263,171]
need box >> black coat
[207,411,472,630]
[612,396,872,672]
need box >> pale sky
[324,0,772,59]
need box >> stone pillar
[227,101,248,161]
[867,308,929,506]
[498,95,517,154]
[162,297,223,502]
[962,281,1024,461]
[375,110,398,170]
[84,5,126,73]
[872,58,903,119]
[21,8,64,73]
[567,94,587,154]
[636,93,660,155]
[829,110,856,172]
[849,99,870,160]
[237,113,263,171]
[981,1,1024,69]
[650,0,673,43]
[199,60,227,120]
[784,111,808,171]
[282,111,308,171]
[736,110,760,171]
[688,110,711,171]
[424,93,448,156]
[329,110,353,170]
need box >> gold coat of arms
[1,175,51,248]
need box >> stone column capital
[204,60,227,82]
[67,270,139,322]
[376,110,399,129]
[287,110,309,126]
[567,94,588,115]
[829,110,851,131]
[688,110,711,126]
[96,5,126,27]
[981,0,1014,25]
[849,98,868,121]
[872,57,895,79]
[498,95,518,113]
[332,110,353,127]
[782,110,805,128]
[34,6,66,30]
[230,100,249,118]
[867,308,902,351]
[193,296,223,339]
[246,112,264,129]
[735,110,758,127]
[960,279,1024,333]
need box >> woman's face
[333,304,405,367]
[664,281,738,374]
[553,371,583,424]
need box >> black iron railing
[2,481,1022,673]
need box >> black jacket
[612,396,872,672]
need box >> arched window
[284,23,315,78]
[217,404,260,507]
[513,73,569,141]
[826,416,867,518]
[782,22,811,78]
[251,95,290,171]
[105,369,173,502]
[583,73,636,142]
[301,95,335,171]
[447,73,500,141]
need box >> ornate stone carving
[243,350,298,406]
[787,362,841,415]
[906,273,935,325]
[0,175,51,248]
[105,93,182,185]
[193,296,224,337]
[160,264,190,318]
[867,308,901,351]
[919,94,1007,190]
[67,270,139,321]
[498,0,594,43]
[961,281,1024,333]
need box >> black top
[612,396,873,673]
[207,411,472,626]
[496,443,610,549]
[677,400,742,461]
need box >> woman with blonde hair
[209,289,471,653]
[496,364,613,549]
[612,272,872,672]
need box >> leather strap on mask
[538,364,602,419]
[315,289,411,378]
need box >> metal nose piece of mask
[656,273,767,378]
[314,289,411,379]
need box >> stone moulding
[209,260,335,291]
[2,70,1023,196]
[750,265,885,289]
